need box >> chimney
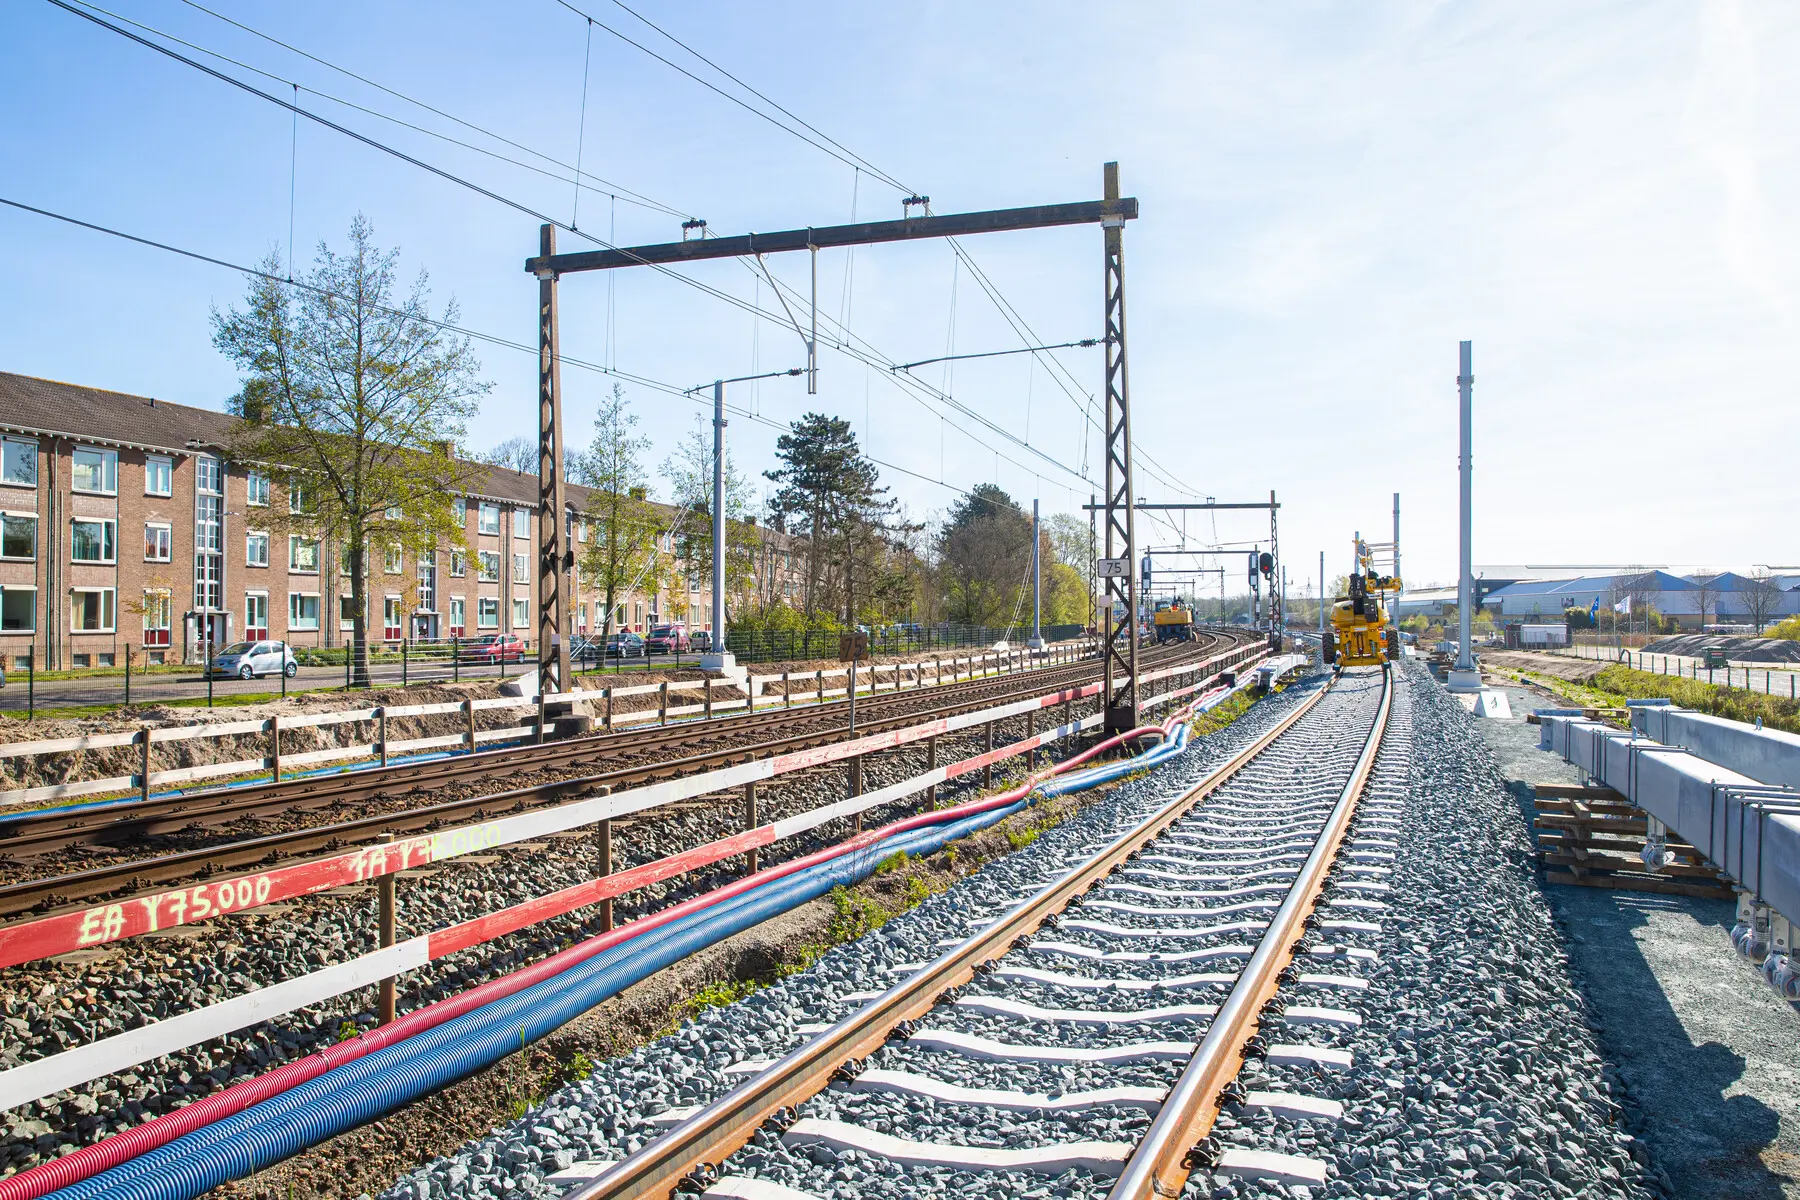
[431,439,454,458]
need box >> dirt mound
[1644,634,1800,664]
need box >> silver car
[208,640,299,679]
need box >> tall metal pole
[534,224,571,698]
[1319,551,1326,637]
[1449,340,1481,689]
[1100,162,1139,731]
[712,380,728,654]
[1029,498,1044,649]
[1392,492,1402,588]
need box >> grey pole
[1392,492,1401,589]
[712,379,727,655]
[1449,341,1482,689]
[1319,550,1326,637]
[1029,498,1044,649]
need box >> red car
[460,633,526,663]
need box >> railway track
[556,663,1391,1200]
[0,636,1249,918]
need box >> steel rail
[0,639,1251,917]
[1110,664,1392,1200]
[563,664,1334,1200]
[0,648,1145,849]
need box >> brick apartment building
[0,372,804,669]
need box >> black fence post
[123,642,131,707]
[281,645,288,698]
[206,642,215,708]
[401,638,409,688]
[345,643,352,691]
[453,636,460,683]
[26,648,34,721]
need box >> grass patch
[1499,663,1800,736]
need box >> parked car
[207,640,298,679]
[460,633,526,664]
[603,632,646,659]
[646,623,688,654]
[689,630,712,652]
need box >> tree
[1745,568,1785,634]
[1043,511,1091,571]
[1042,562,1089,625]
[212,215,486,686]
[478,436,537,475]
[1691,570,1722,632]
[575,385,663,645]
[937,485,1033,628]
[660,426,756,628]
[764,414,901,625]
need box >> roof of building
[0,370,238,453]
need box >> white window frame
[288,534,320,574]
[288,591,321,631]
[0,438,37,489]
[478,503,500,535]
[145,521,173,563]
[0,584,36,633]
[384,542,403,574]
[288,479,310,515]
[511,597,530,629]
[140,587,171,645]
[246,471,270,508]
[0,512,36,561]
[71,447,118,496]
[478,551,500,582]
[245,591,270,639]
[449,596,466,635]
[144,455,173,497]
[70,517,117,565]
[70,586,116,633]
[450,550,467,578]
[453,497,468,524]
[512,553,529,585]
[246,529,269,568]
[477,596,499,628]
[512,508,531,539]
[339,594,359,632]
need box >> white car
[208,640,299,679]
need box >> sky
[2,0,1796,596]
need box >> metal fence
[718,623,1088,665]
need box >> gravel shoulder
[1472,680,1800,1199]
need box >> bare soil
[1481,650,1606,683]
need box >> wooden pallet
[1532,784,1735,899]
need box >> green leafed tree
[575,384,664,645]
[764,414,904,625]
[212,215,488,686]
[660,425,757,627]
[937,484,1033,628]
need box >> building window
[384,543,403,574]
[512,508,530,539]
[511,597,530,629]
[245,592,269,640]
[288,479,310,514]
[478,503,499,535]
[145,522,173,563]
[141,588,171,646]
[194,455,223,612]
[246,530,269,567]
[0,439,37,488]
[383,596,403,641]
[71,518,117,564]
[477,596,499,628]
[576,602,587,631]
[71,587,115,632]
[288,592,321,631]
[0,513,35,560]
[339,594,359,631]
[449,596,465,636]
[0,586,36,633]
[513,553,529,585]
[246,471,269,507]
[196,456,221,496]
[288,535,320,573]
[577,519,588,544]
[71,448,118,495]
[450,550,467,578]
[453,497,467,524]
[145,455,173,497]
[478,551,500,582]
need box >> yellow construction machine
[1323,537,1401,668]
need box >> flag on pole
[1589,598,1600,620]
[1614,596,1632,614]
